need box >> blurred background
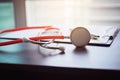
[0,0,120,30]
[26,0,120,29]
[0,0,15,30]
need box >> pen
[91,34,100,40]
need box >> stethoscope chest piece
[70,27,91,47]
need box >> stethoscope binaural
[0,26,93,52]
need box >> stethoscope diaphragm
[70,27,91,47]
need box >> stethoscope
[0,26,99,52]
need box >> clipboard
[54,25,120,46]
[88,26,119,46]
[89,37,114,46]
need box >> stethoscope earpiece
[70,27,91,47]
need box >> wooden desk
[0,32,120,79]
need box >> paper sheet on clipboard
[87,25,120,46]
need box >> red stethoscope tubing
[0,26,64,46]
[0,36,64,46]
[0,26,59,34]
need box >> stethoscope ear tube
[0,36,64,46]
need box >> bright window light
[25,0,120,30]
[25,0,91,30]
